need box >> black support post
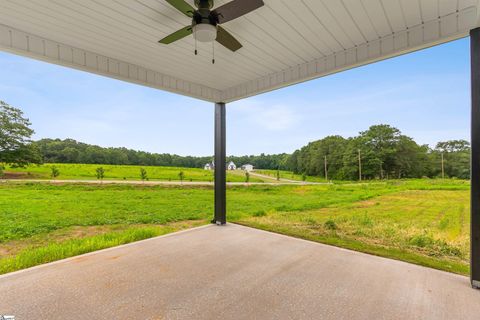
[214,102,226,225]
[471,27,480,289]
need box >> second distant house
[241,164,254,172]
[204,162,214,170]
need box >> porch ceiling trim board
[221,6,478,102]
[0,23,222,102]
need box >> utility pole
[441,152,445,179]
[324,155,328,181]
[358,149,362,181]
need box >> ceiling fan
[159,0,264,53]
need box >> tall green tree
[358,125,401,178]
[290,135,347,179]
[0,101,41,167]
[434,140,470,179]
[394,137,429,178]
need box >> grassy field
[4,163,263,183]
[0,179,471,275]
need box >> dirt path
[0,179,315,186]
[248,171,317,184]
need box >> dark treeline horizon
[34,124,470,180]
[34,138,289,171]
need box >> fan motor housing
[192,7,218,27]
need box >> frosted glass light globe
[193,24,217,42]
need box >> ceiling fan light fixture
[193,24,217,42]
[159,0,265,51]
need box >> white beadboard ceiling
[0,0,479,102]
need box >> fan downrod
[194,0,214,9]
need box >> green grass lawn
[0,179,471,275]
[4,163,263,183]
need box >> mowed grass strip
[0,179,471,275]
[4,163,264,183]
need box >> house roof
[0,1,478,103]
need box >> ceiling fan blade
[159,26,192,44]
[213,0,264,24]
[216,26,242,52]
[164,0,195,17]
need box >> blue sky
[0,38,470,156]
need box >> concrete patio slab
[0,224,479,320]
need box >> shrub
[409,234,434,248]
[95,167,105,180]
[359,213,373,227]
[409,234,463,258]
[50,166,60,179]
[252,210,266,217]
[302,172,307,182]
[304,217,317,226]
[324,219,337,230]
[140,168,148,181]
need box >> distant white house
[227,161,237,170]
[204,162,214,170]
[241,164,254,172]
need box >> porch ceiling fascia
[221,6,478,103]
[0,23,222,103]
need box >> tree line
[32,125,471,180]
[285,125,470,180]
[33,138,289,170]
[0,101,471,180]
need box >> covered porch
[1,0,480,317]
[1,223,479,319]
